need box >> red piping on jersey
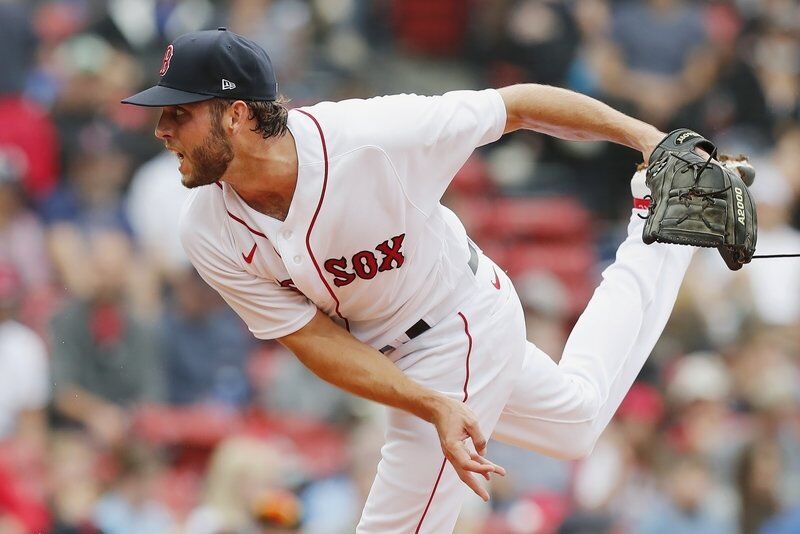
[415,312,473,533]
[226,210,268,239]
[215,182,281,257]
[458,312,473,403]
[296,109,350,332]
[215,182,270,239]
[416,460,447,534]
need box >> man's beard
[181,121,234,188]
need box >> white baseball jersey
[179,89,506,348]
[178,86,700,533]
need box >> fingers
[453,461,490,502]
[465,419,487,456]
[448,441,504,475]
[444,441,506,501]
[721,158,756,186]
[449,455,506,501]
[433,398,506,500]
[470,451,506,477]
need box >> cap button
[217,27,227,31]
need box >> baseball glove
[641,129,757,271]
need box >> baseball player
[122,29,697,533]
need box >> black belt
[379,241,478,354]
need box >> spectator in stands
[684,135,800,330]
[694,2,771,142]
[639,455,733,533]
[738,151,800,325]
[0,260,50,534]
[184,436,298,533]
[0,0,35,96]
[751,25,800,130]
[597,0,718,130]
[486,0,581,87]
[737,438,783,534]
[125,150,189,315]
[41,124,133,239]
[48,430,102,533]
[0,0,61,202]
[49,230,163,447]
[92,442,175,534]
[0,151,52,298]
[664,353,743,469]
[0,263,49,454]
[224,0,313,88]
[125,150,190,318]
[571,383,666,531]
[0,97,61,204]
[41,125,143,307]
[252,342,359,425]
[299,418,384,533]
[161,267,253,407]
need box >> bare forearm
[55,386,113,422]
[280,312,504,501]
[498,84,664,158]
[279,311,447,423]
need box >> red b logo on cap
[159,45,174,76]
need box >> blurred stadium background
[0,0,799,532]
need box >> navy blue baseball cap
[122,28,278,107]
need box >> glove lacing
[638,152,730,221]
[674,152,731,205]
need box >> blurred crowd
[0,0,799,532]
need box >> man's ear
[227,100,250,134]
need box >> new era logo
[221,79,236,90]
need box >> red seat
[391,0,469,55]
[490,197,592,241]
[242,413,347,478]
[449,156,495,197]
[132,404,242,447]
[505,242,595,278]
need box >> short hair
[210,96,290,140]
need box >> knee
[547,378,603,460]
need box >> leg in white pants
[358,212,694,532]
[493,212,695,458]
[357,253,528,533]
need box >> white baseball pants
[356,213,695,533]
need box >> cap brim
[121,85,215,107]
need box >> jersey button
[293,255,302,264]
[282,230,293,239]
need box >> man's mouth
[167,147,185,162]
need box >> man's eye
[175,108,186,117]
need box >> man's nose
[155,112,171,140]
